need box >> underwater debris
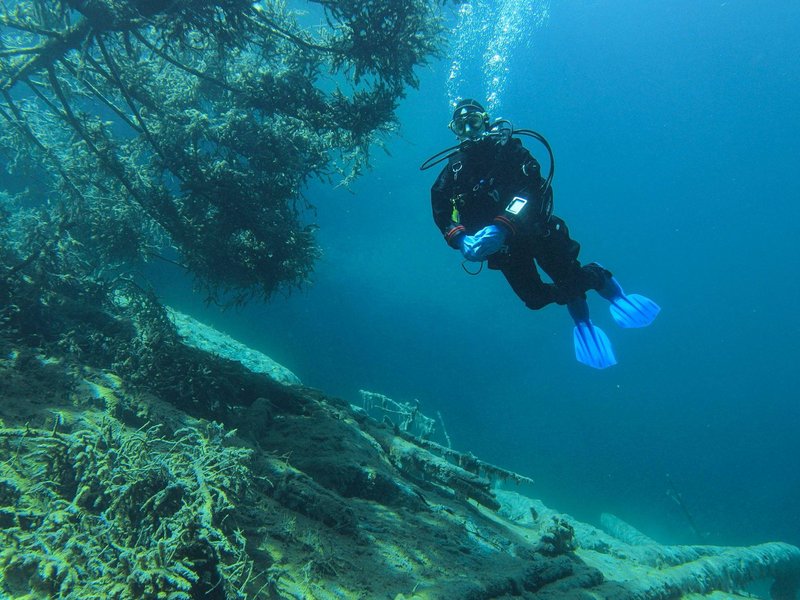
[600,511,659,546]
[500,491,800,600]
[357,388,534,507]
[359,388,437,439]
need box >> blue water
[160,0,800,547]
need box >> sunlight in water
[447,0,551,113]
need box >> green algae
[0,401,252,598]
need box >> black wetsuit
[430,135,607,309]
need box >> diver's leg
[534,217,617,368]
[496,251,556,310]
[536,218,661,327]
[534,217,609,303]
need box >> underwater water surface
[158,0,800,548]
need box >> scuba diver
[421,99,660,369]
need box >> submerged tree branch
[0,0,445,304]
[58,57,142,133]
[1,20,91,92]
[130,29,243,95]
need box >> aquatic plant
[0,0,444,305]
[0,416,252,598]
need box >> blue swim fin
[568,298,617,369]
[598,276,661,328]
[573,322,617,369]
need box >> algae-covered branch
[0,0,444,304]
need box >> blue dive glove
[461,225,507,262]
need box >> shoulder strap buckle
[451,160,463,181]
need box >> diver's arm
[431,169,465,249]
[510,140,545,188]
[491,142,548,236]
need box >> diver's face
[450,109,487,140]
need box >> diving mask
[449,110,488,139]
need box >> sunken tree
[0,0,443,305]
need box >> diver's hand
[460,235,482,262]
[461,225,506,261]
